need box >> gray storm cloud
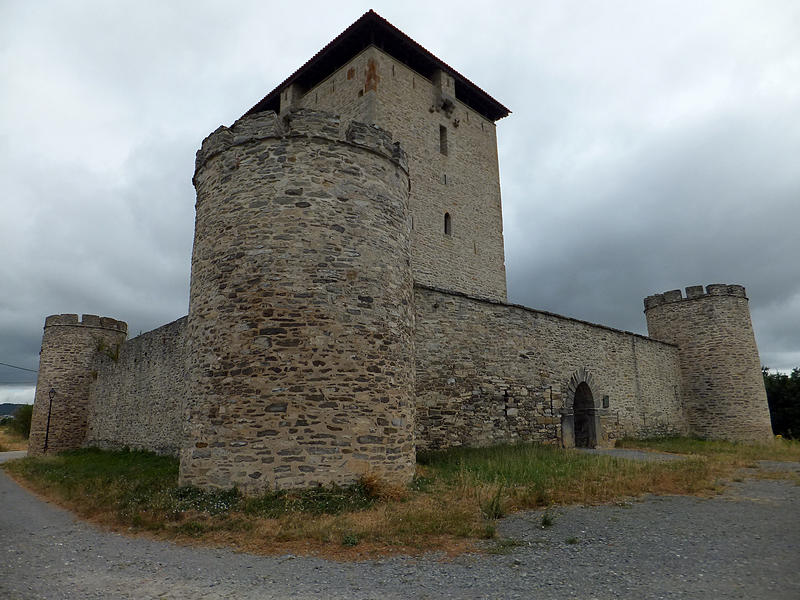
[1,0,798,404]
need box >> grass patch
[615,436,800,462]
[3,438,797,558]
[0,423,29,452]
[616,436,800,488]
[418,442,716,508]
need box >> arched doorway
[561,367,602,449]
[573,382,596,448]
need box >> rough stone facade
[183,109,415,492]
[29,315,128,456]
[293,46,508,302]
[414,286,686,450]
[28,11,772,492]
[644,285,773,442]
[84,317,187,455]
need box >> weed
[361,472,408,501]
[341,533,360,547]
[409,474,434,492]
[540,511,554,528]
[480,483,506,520]
[486,538,525,555]
[565,536,579,544]
[178,521,207,537]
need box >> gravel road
[1,450,798,600]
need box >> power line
[0,362,38,373]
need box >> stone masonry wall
[29,314,128,456]
[84,317,188,456]
[184,108,415,493]
[414,286,687,450]
[644,284,773,442]
[296,46,508,302]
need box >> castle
[28,11,773,492]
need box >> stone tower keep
[644,284,773,442]
[243,11,511,302]
[182,109,415,492]
[28,314,128,456]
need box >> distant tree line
[763,367,800,439]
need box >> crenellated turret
[29,314,128,455]
[644,284,773,442]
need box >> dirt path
[1,451,798,599]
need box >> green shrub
[341,533,360,547]
[9,404,33,439]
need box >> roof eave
[241,10,510,122]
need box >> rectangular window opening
[439,125,448,155]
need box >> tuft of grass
[177,521,208,537]
[341,533,360,547]
[486,537,525,555]
[479,482,506,520]
[565,536,579,545]
[360,472,408,502]
[541,511,554,528]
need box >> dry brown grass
[0,425,28,451]
[5,464,487,559]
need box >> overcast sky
[2,0,798,404]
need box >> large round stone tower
[183,108,415,492]
[28,314,128,456]
[644,284,773,442]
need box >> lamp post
[43,387,55,452]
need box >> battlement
[44,313,128,334]
[194,108,408,179]
[643,284,747,311]
[643,282,772,442]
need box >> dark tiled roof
[242,10,510,122]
